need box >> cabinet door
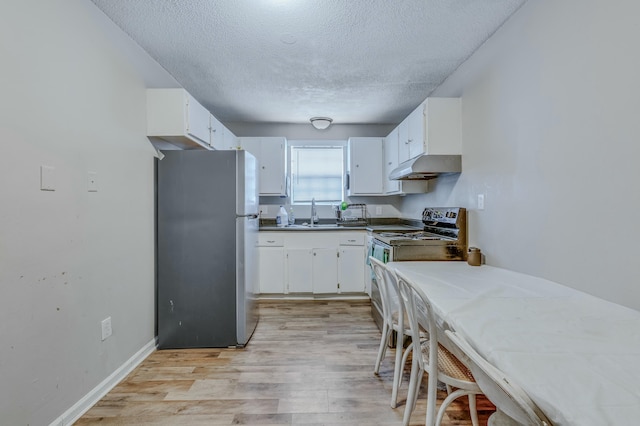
[286,248,313,293]
[397,118,410,163]
[312,248,338,294]
[384,128,400,194]
[348,137,384,195]
[338,246,366,293]
[259,137,286,196]
[407,103,426,159]
[147,89,211,150]
[185,93,212,145]
[258,247,285,293]
[209,115,225,150]
[424,98,462,155]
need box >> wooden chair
[445,330,553,426]
[395,269,481,426]
[369,256,412,408]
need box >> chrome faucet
[310,197,318,226]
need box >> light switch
[40,165,55,191]
[477,194,485,210]
[88,172,98,192]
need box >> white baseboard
[49,338,157,426]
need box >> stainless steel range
[369,207,467,331]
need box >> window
[290,144,344,204]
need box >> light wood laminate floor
[76,300,495,425]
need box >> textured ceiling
[90,0,527,125]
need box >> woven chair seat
[421,340,476,383]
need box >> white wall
[0,0,166,423]
[401,0,640,310]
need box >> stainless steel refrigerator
[157,150,259,348]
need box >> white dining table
[388,261,640,426]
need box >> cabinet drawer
[339,234,365,246]
[258,234,284,246]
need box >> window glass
[291,146,343,204]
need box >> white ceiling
[90,0,527,125]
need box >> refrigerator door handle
[236,213,259,219]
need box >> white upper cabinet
[147,88,213,150]
[397,97,462,162]
[383,128,429,195]
[239,137,287,196]
[407,104,426,159]
[423,97,462,155]
[397,103,425,162]
[209,114,225,150]
[397,116,410,163]
[347,137,384,196]
[186,94,212,145]
[383,128,400,194]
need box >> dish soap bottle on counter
[288,207,295,225]
[276,205,288,228]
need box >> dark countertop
[365,224,423,232]
[259,224,367,231]
[259,218,422,232]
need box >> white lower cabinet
[258,231,367,295]
[257,234,285,294]
[312,248,339,294]
[285,248,313,293]
[338,246,366,293]
[258,247,285,293]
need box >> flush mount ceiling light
[310,117,333,130]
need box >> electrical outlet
[101,317,112,341]
[477,194,485,210]
[375,206,382,216]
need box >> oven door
[368,238,391,332]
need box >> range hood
[389,155,462,180]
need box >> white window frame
[288,139,347,205]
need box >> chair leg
[398,340,413,389]
[468,393,479,426]
[402,356,423,426]
[425,369,439,426]
[374,322,391,374]
[390,331,405,408]
[434,389,481,426]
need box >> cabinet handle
[267,240,276,243]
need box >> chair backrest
[369,256,401,327]
[395,270,438,375]
[445,330,553,426]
